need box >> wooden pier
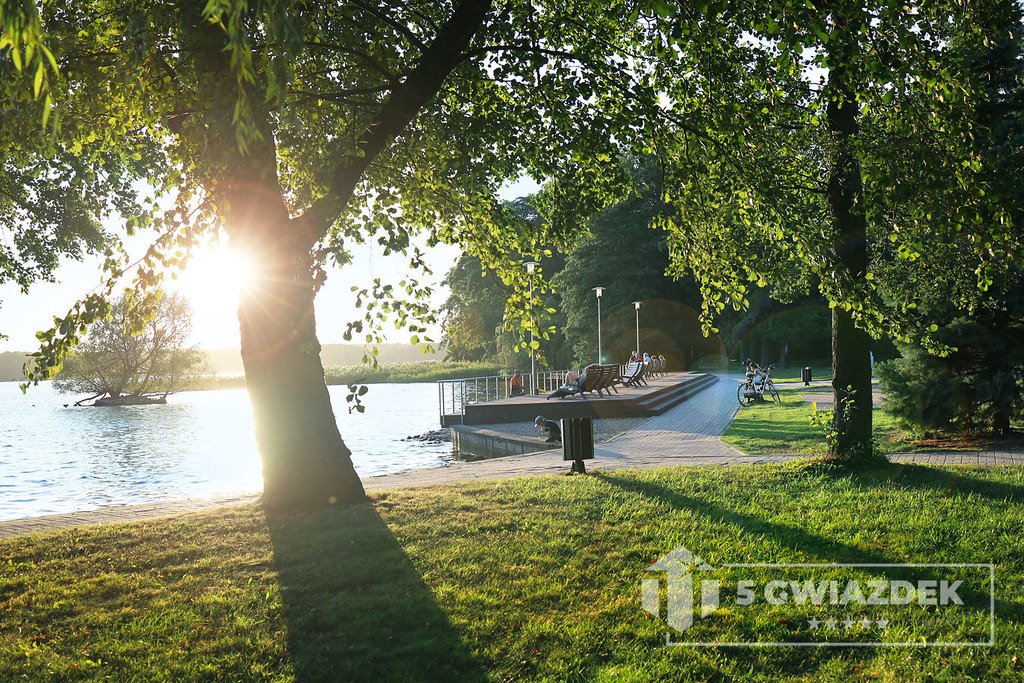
[444,372,718,426]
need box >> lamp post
[633,301,642,356]
[592,286,605,363]
[525,261,538,394]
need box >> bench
[619,361,644,387]
[576,364,621,397]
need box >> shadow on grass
[592,469,1021,626]
[266,504,485,682]
[594,470,892,564]
[815,460,1024,505]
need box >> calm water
[0,382,454,521]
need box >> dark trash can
[562,417,594,474]
[802,367,812,386]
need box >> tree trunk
[178,3,365,509]
[238,240,366,509]
[825,13,874,462]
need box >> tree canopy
[646,0,1023,459]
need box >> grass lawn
[2,463,1022,681]
[722,386,919,456]
[767,364,833,384]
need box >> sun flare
[171,241,259,347]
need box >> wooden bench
[576,364,621,397]
[619,361,644,387]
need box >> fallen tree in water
[72,392,169,407]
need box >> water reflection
[0,382,454,520]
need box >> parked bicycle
[737,360,780,406]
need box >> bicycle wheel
[737,383,755,407]
[767,381,781,403]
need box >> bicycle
[737,360,781,406]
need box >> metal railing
[438,369,580,424]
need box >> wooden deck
[446,372,718,425]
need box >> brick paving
[1,374,1020,539]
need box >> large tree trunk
[238,236,366,509]
[178,2,365,508]
[220,154,366,509]
[825,13,874,462]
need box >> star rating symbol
[810,616,892,635]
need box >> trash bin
[562,417,594,474]
[802,367,812,386]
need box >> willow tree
[3,0,655,507]
[647,0,1022,461]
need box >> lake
[0,381,454,521]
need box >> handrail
[438,369,580,424]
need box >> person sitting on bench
[535,415,562,442]
[509,369,525,397]
[546,368,584,399]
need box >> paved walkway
[2,375,1021,539]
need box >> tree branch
[298,0,492,245]
[304,41,403,83]
[349,0,428,53]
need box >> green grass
[768,364,833,383]
[722,386,916,456]
[2,464,1022,680]
[324,360,502,385]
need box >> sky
[0,176,540,352]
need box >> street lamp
[525,261,538,394]
[633,301,642,356]
[592,286,606,364]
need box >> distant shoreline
[0,343,447,383]
[193,361,503,391]
[4,360,506,393]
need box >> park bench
[619,361,644,387]
[575,364,620,397]
[600,364,621,394]
[640,362,653,385]
[548,364,626,399]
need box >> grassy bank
[325,360,502,385]
[191,361,503,391]
[722,385,915,455]
[1,463,1021,680]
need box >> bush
[875,356,968,433]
